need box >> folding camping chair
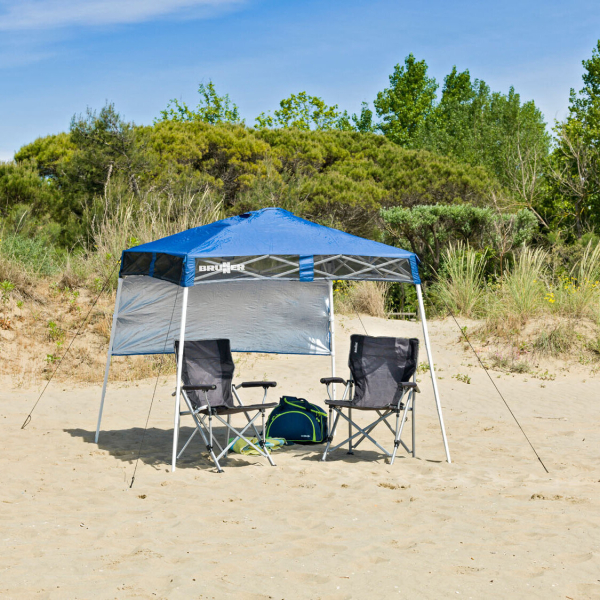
[173,339,278,472]
[321,335,419,464]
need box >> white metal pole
[416,284,451,463]
[95,277,123,444]
[172,286,189,472]
[328,281,336,400]
[329,280,340,438]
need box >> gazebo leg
[416,284,451,464]
[172,286,189,472]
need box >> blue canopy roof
[120,207,420,285]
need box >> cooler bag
[265,396,328,444]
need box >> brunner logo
[197,261,245,274]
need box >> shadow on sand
[64,427,427,470]
[65,426,271,472]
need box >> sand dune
[1,316,599,599]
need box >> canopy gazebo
[95,207,451,469]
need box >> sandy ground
[1,315,599,599]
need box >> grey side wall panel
[112,276,331,356]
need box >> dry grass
[335,281,388,318]
[487,352,531,374]
[474,315,600,375]
[86,185,224,286]
[533,322,579,357]
[435,241,600,370]
[0,187,223,387]
[0,255,38,301]
[0,282,177,388]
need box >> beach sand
[1,316,599,599]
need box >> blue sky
[1,0,600,161]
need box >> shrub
[381,204,537,277]
[0,232,65,277]
[487,352,530,373]
[533,323,578,356]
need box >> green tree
[69,102,149,197]
[256,92,341,130]
[0,161,63,242]
[15,115,499,244]
[13,132,75,179]
[374,54,438,146]
[0,161,59,219]
[337,103,376,133]
[549,41,600,237]
[157,81,243,125]
[412,67,550,221]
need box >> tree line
[2,42,600,276]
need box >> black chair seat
[199,402,278,416]
[325,399,404,411]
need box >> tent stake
[172,286,189,472]
[416,284,451,463]
[95,277,123,444]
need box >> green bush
[0,232,65,276]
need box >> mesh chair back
[349,335,419,408]
[174,339,235,408]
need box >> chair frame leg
[322,408,341,462]
[411,395,416,458]
[390,409,402,465]
[261,409,276,467]
[207,411,224,473]
[175,391,223,472]
[347,407,354,455]
[224,414,231,458]
[211,412,276,466]
[390,399,411,465]
[330,410,393,456]
[323,392,415,464]
[177,426,198,459]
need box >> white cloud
[0,149,15,162]
[0,0,243,31]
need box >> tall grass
[433,243,487,318]
[0,232,65,276]
[335,281,388,318]
[87,185,224,285]
[0,231,66,296]
[501,246,547,320]
[431,240,600,369]
[554,241,600,319]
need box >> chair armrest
[320,377,347,385]
[182,384,217,392]
[400,382,420,393]
[238,381,277,389]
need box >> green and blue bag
[265,396,328,444]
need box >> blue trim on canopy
[409,256,421,285]
[299,255,314,281]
